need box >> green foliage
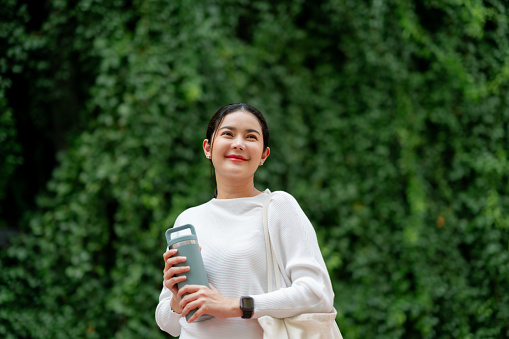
[1,0,508,338]
[0,0,25,217]
[0,107,22,204]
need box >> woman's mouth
[226,154,247,162]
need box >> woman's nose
[232,138,245,150]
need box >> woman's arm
[252,191,335,318]
[154,249,190,335]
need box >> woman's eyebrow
[219,126,261,135]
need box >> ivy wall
[1,0,508,338]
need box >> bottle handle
[165,224,196,242]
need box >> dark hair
[206,103,270,197]
[206,103,269,151]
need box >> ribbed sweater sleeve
[251,191,335,318]
[155,283,181,336]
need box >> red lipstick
[226,154,247,161]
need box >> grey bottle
[166,224,213,322]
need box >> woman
[155,103,336,338]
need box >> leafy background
[1,0,508,338]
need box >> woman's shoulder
[267,190,314,231]
[269,190,301,208]
[271,190,296,200]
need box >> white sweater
[155,189,335,338]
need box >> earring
[206,155,210,159]
[260,161,264,166]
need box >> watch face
[242,297,254,310]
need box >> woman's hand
[178,283,242,323]
[163,249,190,313]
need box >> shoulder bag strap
[263,193,282,293]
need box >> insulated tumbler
[165,224,213,322]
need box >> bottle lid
[165,224,198,248]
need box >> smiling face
[203,111,270,181]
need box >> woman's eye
[247,135,258,140]
[221,131,233,137]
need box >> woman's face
[203,111,270,181]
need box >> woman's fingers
[178,285,203,310]
[164,256,188,273]
[163,256,187,273]
[185,300,209,323]
[164,265,189,290]
[178,288,206,321]
[164,253,187,269]
[162,249,189,293]
[164,266,190,282]
[163,248,178,262]
[178,285,217,322]
[177,284,203,298]
[164,275,187,292]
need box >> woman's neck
[215,176,261,199]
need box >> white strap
[262,193,282,292]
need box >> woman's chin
[216,167,257,180]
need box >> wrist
[231,298,243,318]
[170,295,182,314]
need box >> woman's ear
[203,139,211,159]
[261,147,270,163]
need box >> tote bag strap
[262,193,282,293]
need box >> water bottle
[165,224,213,322]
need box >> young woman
[155,103,336,338]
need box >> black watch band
[240,296,254,319]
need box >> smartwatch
[240,296,254,319]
